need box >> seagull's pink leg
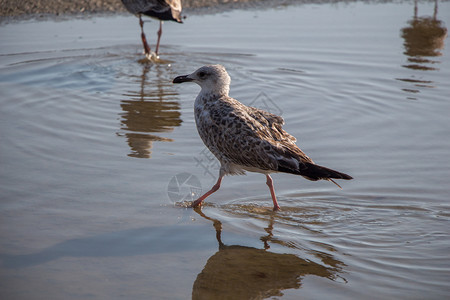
[266,175,281,211]
[139,15,151,55]
[155,21,163,55]
[192,175,223,208]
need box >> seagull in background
[121,0,182,58]
[173,65,353,211]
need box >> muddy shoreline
[0,0,405,21]
[0,0,274,17]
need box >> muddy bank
[0,0,269,17]
[0,0,399,20]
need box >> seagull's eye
[198,71,206,78]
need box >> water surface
[1,1,450,299]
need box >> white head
[173,64,231,96]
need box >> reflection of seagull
[173,65,352,211]
[397,0,447,96]
[120,64,182,158]
[121,0,182,58]
[192,208,342,299]
[401,0,447,65]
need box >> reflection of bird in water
[121,0,183,59]
[192,208,343,299]
[120,63,182,158]
[401,0,447,71]
[173,65,352,211]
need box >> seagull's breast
[194,96,233,161]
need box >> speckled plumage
[173,65,352,210]
[195,93,302,176]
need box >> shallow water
[1,1,450,299]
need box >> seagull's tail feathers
[301,162,353,181]
[278,162,353,188]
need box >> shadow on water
[191,208,344,299]
[118,61,182,158]
[397,0,448,96]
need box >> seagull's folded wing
[207,97,313,173]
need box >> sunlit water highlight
[1,1,450,299]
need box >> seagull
[173,65,353,211]
[121,0,182,57]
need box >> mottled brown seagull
[121,0,182,57]
[173,65,352,211]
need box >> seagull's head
[173,65,231,96]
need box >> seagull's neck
[198,84,230,102]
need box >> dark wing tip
[339,173,353,180]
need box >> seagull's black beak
[173,75,194,84]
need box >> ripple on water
[198,189,449,297]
